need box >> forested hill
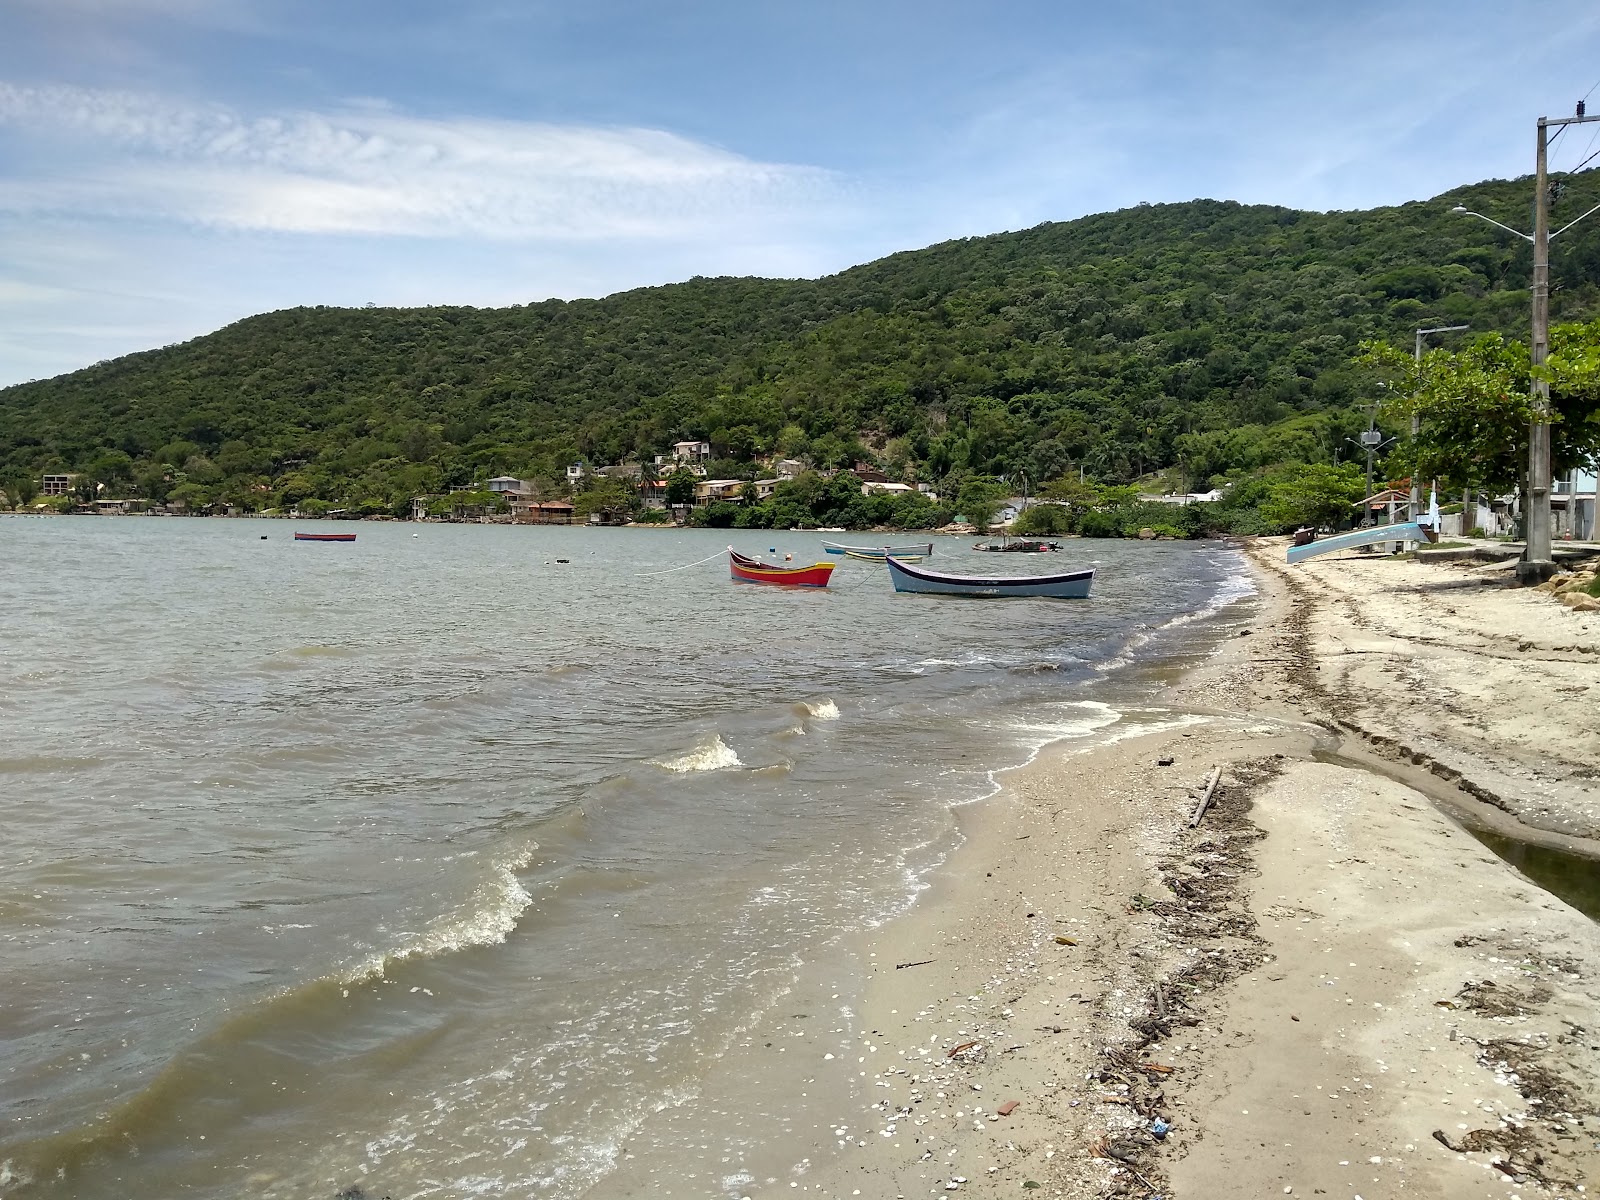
[4,169,1600,515]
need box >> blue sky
[2,0,1599,387]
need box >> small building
[639,479,668,510]
[752,478,781,501]
[486,476,527,494]
[411,494,442,520]
[41,473,78,496]
[510,499,575,525]
[773,459,805,480]
[861,481,916,498]
[672,440,712,463]
[596,463,644,480]
[566,463,587,484]
[694,479,746,505]
[853,462,889,484]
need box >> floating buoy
[260,535,267,540]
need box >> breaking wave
[793,698,840,721]
[345,842,540,983]
[652,734,742,773]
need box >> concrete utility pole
[1453,101,1600,583]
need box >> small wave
[344,843,539,983]
[651,734,742,773]
[794,698,840,721]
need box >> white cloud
[0,83,839,241]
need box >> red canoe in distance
[294,532,357,542]
[728,549,834,588]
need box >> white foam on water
[795,698,840,721]
[652,733,742,773]
[343,842,539,983]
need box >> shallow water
[0,518,1252,1198]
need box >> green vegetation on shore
[4,170,1600,532]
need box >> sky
[2,0,1599,387]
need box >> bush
[1077,509,1123,538]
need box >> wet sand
[710,539,1600,1200]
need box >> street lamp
[1347,418,1396,527]
[1451,101,1600,582]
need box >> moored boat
[972,537,1060,552]
[821,539,934,557]
[884,555,1092,598]
[729,550,835,587]
[844,549,923,562]
[294,531,357,542]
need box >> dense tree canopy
[5,169,1600,529]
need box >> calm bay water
[0,518,1251,1198]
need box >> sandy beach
[744,540,1600,1200]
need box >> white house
[1555,468,1597,541]
[566,463,587,483]
[672,440,712,463]
[486,476,527,494]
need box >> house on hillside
[566,463,587,484]
[41,473,78,496]
[861,481,916,498]
[694,479,745,505]
[486,476,528,494]
[672,440,712,463]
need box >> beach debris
[1188,765,1223,827]
[996,1100,1019,1116]
[1054,935,1078,946]
[1157,755,1175,766]
[1151,1116,1171,1139]
[895,959,936,970]
[947,1040,982,1059]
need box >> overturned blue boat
[884,555,1094,599]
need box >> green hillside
[4,170,1599,524]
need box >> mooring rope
[633,548,729,576]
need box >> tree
[955,479,1007,531]
[1257,463,1366,531]
[665,468,698,506]
[1358,320,1600,494]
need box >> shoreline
[658,538,1600,1200]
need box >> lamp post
[1347,413,1395,528]
[1452,102,1600,583]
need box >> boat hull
[822,540,934,557]
[294,532,357,542]
[1286,521,1436,564]
[729,551,835,587]
[885,555,1092,598]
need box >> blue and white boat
[884,555,1094,599]
[1287,493,1440,565]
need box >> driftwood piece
[1188,766,1223,827]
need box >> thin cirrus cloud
[0,83,840,241]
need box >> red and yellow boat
[728,549,835,588]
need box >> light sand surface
[739,540,1600,1200]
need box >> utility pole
[1526,105,1600,581]
[1453,101,1600,582]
